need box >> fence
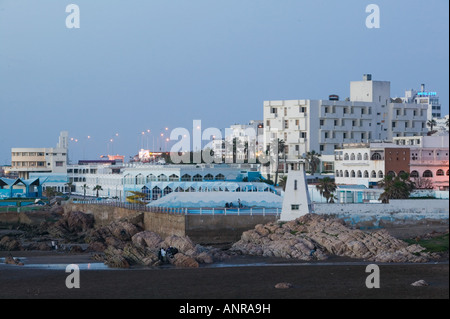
[72,199,280,216]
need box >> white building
[434,115,449,132]
[334,142,409,188]
[263,74,428,159]
[402,84,441,121]
[10,131,69,179]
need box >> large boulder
[232,214,431,263]
[171,253,199,268]
[132,231,163,250]
[162,235,196,254]
[0,236,22,251]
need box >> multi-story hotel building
[263,74,429,160]
[402,84,441,121]
[10,132,69,179]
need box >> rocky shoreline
[0,208,448,268]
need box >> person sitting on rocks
[158,248,167,263]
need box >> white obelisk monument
[280,160,312,221]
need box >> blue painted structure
[0,177,42,199]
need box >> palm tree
[427,119,437,131]
[305,150,321,175]
[378,173,415,203]
[274,139,285,186]
[315,177,337,203]
[81,184,89,199]
[279,176,288,191]
[93,185,103,198]
[65,181,73,196]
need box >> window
[158,174,168,181]
[343,133,347,139]
[357,153,362,160]
[295,119,299,126]
[378,171,384,178]
[136,174,145,184]
[215,174,225,181]
[410,171,419,178]
[55,161,64,167]
[204,174,214,181]
[352,120,356,127]
[294,180,298,190]
[169,174,179,181]
[324,107,329,114]
[266,120,270,127]
[344,154,349,160]
[357,171,362,178]
[345,170,349,177]
[371,171,377,178]
[334,120,338,126]
[364,171,369,178]
[371,153,382,160]
[147,174,157,182]
[284,108,287,116]
[284,120,289,129]
[271,108,277,114]
[392,121,396,128]
[301,132,307,139]
[291,205,300,211]
[350,153,356,160]
[320,120,324,126]
[320,145,324,152]
[436,169,444,176]
[324,132,329,139]
[193,174,203,181]
[387,171,396,177]
[351,170,356,178]
[423,170,433,178]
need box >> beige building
[10,132,69,179]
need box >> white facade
[263,75,428,159]
[402,84,441,121]
[10,131,69,179]
[334,143,393,187]
[280,161,312,221]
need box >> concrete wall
[63,203,276,245]
[185,214,277,245]
[313,199,449,228]
[143,211,186,239]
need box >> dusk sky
[0,0,448,164]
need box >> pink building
[395,135,449,190]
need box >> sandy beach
[0,251,448,300]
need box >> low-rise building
[334,142,409,188]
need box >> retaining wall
[62,203,277,245]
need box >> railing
[72,199,280,216]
